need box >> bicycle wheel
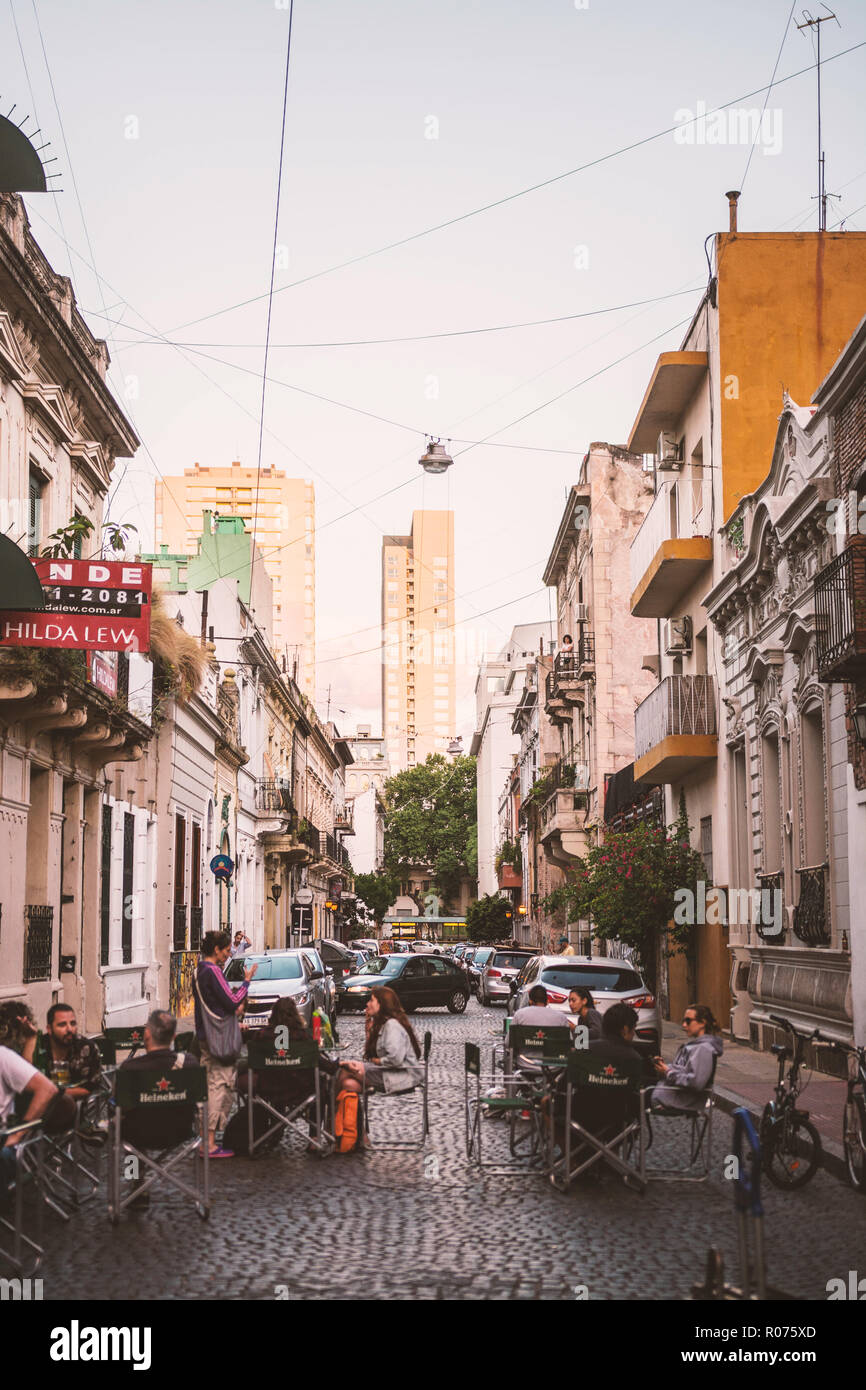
[843,1097,866,1192]
[764,1112,821,1189]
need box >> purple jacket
[194,960,248,1041]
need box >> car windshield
[493,953,534,970]
[540,966,644,993]
[225,955,302,983]
[358,957,403,976]
[472,949,494,965]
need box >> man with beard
[23,1003,102,1103]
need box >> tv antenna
[796,7,841,230]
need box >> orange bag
[334,1089,360,1153]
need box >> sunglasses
[682,1015,699,1024]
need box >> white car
[507,955,660,1049]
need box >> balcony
[543,649,591,723]
[815,542,866,682]
[255,779,293,815]
[634,674,717,784]
[334,806,355,835]
[537,760,591,865]
[756,872,784,943]
[630,480,712,617]
[23,905,53,982]
[299,823,352,873]
[792,865,830,947]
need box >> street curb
[712,1084,849,1184]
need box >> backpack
[334,1089,361,1153]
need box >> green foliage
[726,515,745,553]
[382,754,477,906]
[353,871,400,927]
[495,838,521,873]
[541,791,706,990]
[466,894,514,944]
[41,515,138,560]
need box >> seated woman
[650,1003,723,1112]
[565,987,603,1041]
[338,987,423,1098]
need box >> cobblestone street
[35,1000,866,1302]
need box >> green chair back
[115,1065,207,1109]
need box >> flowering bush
[543,793,705,990]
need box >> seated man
[117,1010,198,1207]
[512,985,569,1028]
[0,1044,58,1200]
[20,1003,102,1106]
[551,1004,649,1152]
[650,1003,723,1113]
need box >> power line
[164,41,866,334]
[91,285,701,351]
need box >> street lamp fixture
[418,437,453,475]
[854,704,866,746]
[447,736,463,756]
[269,883,282,906]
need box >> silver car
[479,949,537,1006]
[223,949,331,1031]
[507,955,661,1048]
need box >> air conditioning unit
[574,603,589,624]
[664,615,693,655]
[656,431,682,470]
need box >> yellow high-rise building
[155,461,315,695]
[382,511,455,772]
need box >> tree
[466,894,514,943]
[543,792,706,992]
[353,871,400,928]
[382,754,477,908]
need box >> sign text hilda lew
[0,560,152,653]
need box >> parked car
[223,949,331,1030]
[299,946,337,1018]
[340,954,469,1014]
[349,938,379,954]
[479,948,537,1006]
[507,955,660,1048]
[311,936,358,1008]
[466,945,496,995]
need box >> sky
[4,0,865,741]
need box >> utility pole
[797,7,840,231]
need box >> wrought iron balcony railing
[256,779,294,814]
[792,864,830,947]
[756,871,784,942]
[23,905,53,982]
[634,674,717,760]
[815,544,866,681]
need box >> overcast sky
[5,0,864,739]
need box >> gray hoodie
[651,1033,723,1112]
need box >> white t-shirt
[0,1045,38,1124]
[512,1005,569,1028]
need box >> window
[100,804,112,967]
[700,816,713,882]
[28,469,43,557]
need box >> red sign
[87,650,118,697]
[0,559,151,653]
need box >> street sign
[292,904,313,935]
[209,853,234,882]
[294,887,313,906]
[0,559,152,653]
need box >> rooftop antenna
[797,7,841,231]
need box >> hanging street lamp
[418,437,454,475]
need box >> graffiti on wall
[170,950,198,1020]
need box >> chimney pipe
[725,190,740,234]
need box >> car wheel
[447,989,468,1014]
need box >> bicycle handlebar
[813,1030,863,1058]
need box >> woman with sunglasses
[650,1003,723,1112]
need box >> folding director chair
[107,1065,209,1222]
[0,1119,45,1276]
[465,1027,571,1175]
[242,1037,332,1157]
[641,1054,718,1182]
[550,1049,646,1194]
[361,1030,432,1153]
[30,1101,100,1222]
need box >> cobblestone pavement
[34,1000,865,1301]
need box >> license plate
[245,1014,268,1028]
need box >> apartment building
[345,726,389,875]
[381,510,455,772]
[626,193,866,1038]
[155,462,315,697]
[471,622,554,897]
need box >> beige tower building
[382,511,455,772]
[155,461,315,695]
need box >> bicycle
[759,1014,822,1190]
[814,1032,866,1193]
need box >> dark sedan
[340,954,469,1014]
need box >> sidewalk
[660,1021,848,1181]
